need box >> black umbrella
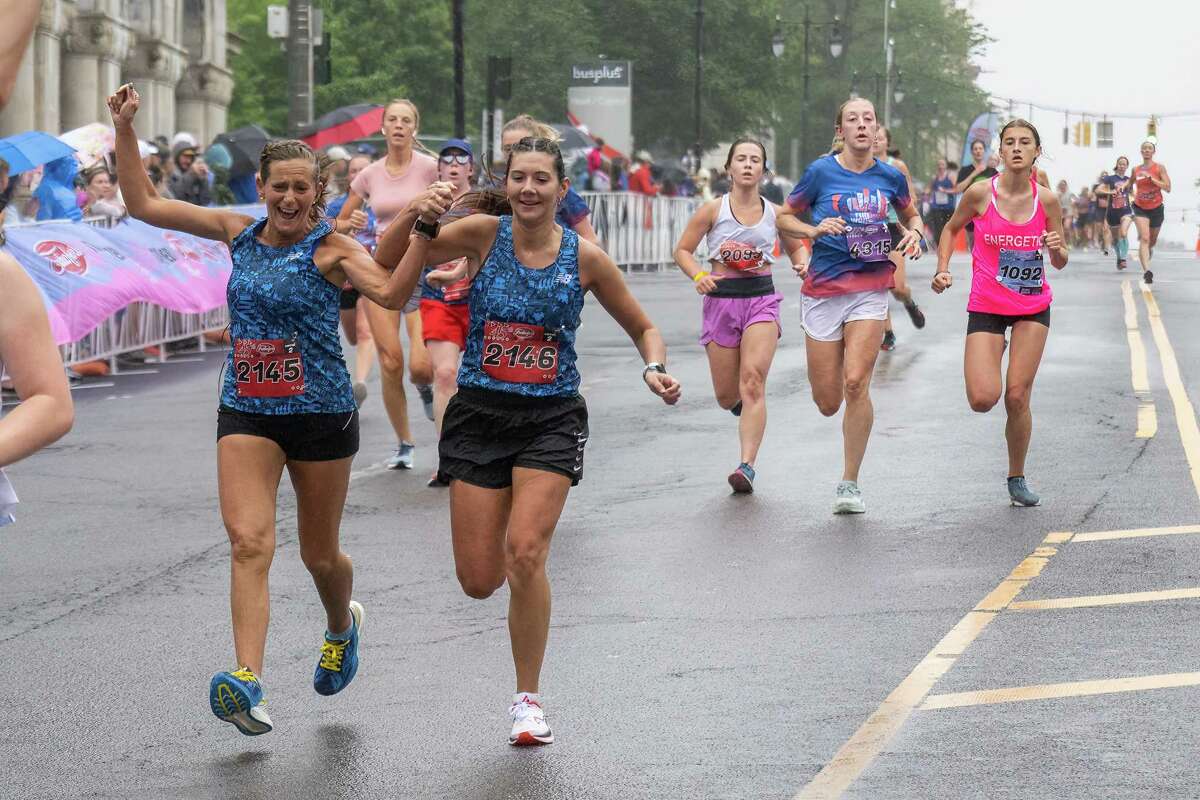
[207,124,272,176]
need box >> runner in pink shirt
[337,99,440,470]
[932,119,1069,507]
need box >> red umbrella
[300,104,384,149]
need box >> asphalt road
[4,248,1200,800]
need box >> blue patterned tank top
[220,218,355,415]
[458,216,584,397]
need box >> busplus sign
[570,62,630,87]
[567,60,633,156]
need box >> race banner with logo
[2,216,242,345]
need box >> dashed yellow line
[1122,280,1157,438]
[793,532,1070,800]
[1010,586,1200,611]
[1140,286,1200,499]
[920,672,1200,711]
[1073,524,1200,543]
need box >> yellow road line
[1122,280,1157,437]
[793,532,1070,800]
[1073,524,1200,543]
[1141,286,1200,499]
[1010,586,1200,611]
[920,671,1200,711]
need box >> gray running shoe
[416,384,435,421]
[1007,476,1040,507]
[352,381,368,409]
[833,480,866,514]
[387,442,415,470]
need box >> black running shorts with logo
[967,307,1050,336]
[1132,203,1165,229]
[217,407,359,461]
[438,387,588,488]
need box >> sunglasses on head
[440,153,471,165]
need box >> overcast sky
[966,0,1197,244]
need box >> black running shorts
[1132,203,1164,229]
[438,387,588,489]
[967,307,1051,336]
[217,407,359,461]
[339,286,360,310]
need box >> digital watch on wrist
[413,217,440,240]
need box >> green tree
[227,0,288,134]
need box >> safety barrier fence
[4,193,696,371]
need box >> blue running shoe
[1007,476,1041,507]
[210,667,273,736]
[387,442,415,470]
[728,463,755,494]
[314,600,365,696]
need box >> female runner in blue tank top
[378,136,681,747]
[108,85,454,737]
[674,137,832,493]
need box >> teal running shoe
[210,667,273,736]
[314,600,364,696]
[728,463,755,494]
[1007,476,1041,507]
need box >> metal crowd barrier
[8,193,698,370]
[581,192,706,270]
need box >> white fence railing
[8,193,695,370]
[581,192,705,270]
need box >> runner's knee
[739,368,766,403]
[433,362,458,392]
[1004,384,1032,413]
[457,567,504,600]
[968,389,1000,413]
[227,524,273,567]
[843,375,870,401]
[376,346,404,375]
[506,538,549,585]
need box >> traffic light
[1082,121,1092,147]
[1072,122,1080,146]
[314,31,332,85]
[1147,116,1158,138]
[492,56,512,101]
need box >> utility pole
[286,0,314,137]
[452,0,465,138]
[882,0,892,127]
[694,0,704,157]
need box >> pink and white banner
[1,216,250,345]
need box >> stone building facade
[0,0,235,146]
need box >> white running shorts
[801,289,889,342]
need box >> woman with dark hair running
[378,135,680,746]
[673,137,827,492]
[336,99,439,469]
[1130,140,1171,284]
[109,84,452,736]
[872,126,926,351]
[1096,156,1134,270]
[932,119,1068,507]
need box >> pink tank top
[968,176,1052,316]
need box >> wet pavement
[5,249,1200,799]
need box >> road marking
[1121,280,1157,438]
[1140,286,1200,499]
[1010,586,1200,611]
[1073,524,1200,543]
[920,671,1200,711]
[793,532,1070,800]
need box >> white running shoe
[833,480,866,514]
[508,693,554,746]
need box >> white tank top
[705,193,777,272]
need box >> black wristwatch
[413,217,440,240]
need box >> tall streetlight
[694,0,704,160]
[452,0,465,138]
[771,6,843,172]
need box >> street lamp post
[695,0,704,158]
[771,6,842,170]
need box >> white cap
[172,132,197,149]
[326,145,351,161]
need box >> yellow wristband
[693,271,710,283]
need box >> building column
[61,10,133,132]
[0,40,36,136]
[176,63,233,146]
[123,38,188,140]
[32,0,69,134]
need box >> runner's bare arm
[0,1,38,108]
[0,254,73,467]
[356,212,496,308]
[572,216,600,245]
[1157,165,1172,192]
[107,85,252,244]
[579,242,680,405]
[895,200,926,258]
[1040,189,1069,269]
[672,200,718,280]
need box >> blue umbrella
[0,131,77,174]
